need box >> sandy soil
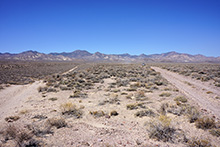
[152,67,220,119]
[0,81,45,121]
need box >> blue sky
[0,0,220,56]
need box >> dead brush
[60,102,83,118]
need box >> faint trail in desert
[152,66,220,119]
[0,66,78,120]
[0,81,44,119]
[62,66,78,75]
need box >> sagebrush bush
[5,115,20,122]
[159,92,171,97]
[187,138,213,147]
[187,107,200,123]
[209,128,220,137]
[195,116,216,130]
[174,96,187,103]
[2,124,41,147]
[148,115,176,142]
[135,109,155,118]
[126,103,138,110]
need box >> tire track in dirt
[152,66,220,119]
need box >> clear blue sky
[0,0,220,56]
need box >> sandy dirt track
[0,66,78,121]
[152,66,220,119]
[0,81,44,120]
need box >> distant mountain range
[0,50,220,63]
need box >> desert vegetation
[158,63,220,87]
[0,61,78,85]
[0,63,219,146]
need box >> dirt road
[152,67,220,119]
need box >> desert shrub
[4,125,18,140]
[201,76,210,82]
[155,81,163,86]
[159,92,171,97]
[167,104,185,116]
[206,91,213,94]
[121,92,128,95]
[164,88,171,91]
[110,89,120,93]
[19,109,29,115]
[90,110,105,118]
[135,109,155,118]
[0,85,4,90]
[60,85,71,91]
[110,110,119,116]
[5,115,20,122]
[48,97,58,101]
[187,138,213,147]
[2,124,40,147]
[187,107,200,123]
[135,90,145,98]
[209,128,220,137]
[159,103,169,115]
[148,115,176,142]
[127,103,138,110]
[195,116,216,130]
[98,97,120,105]
[32,114,48,121]
[69,90,87,98]
[174,96,187,103]
[46,118,67,129]
[126,88,137,91]
[60,102,83,118]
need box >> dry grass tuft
[90,110,105,118]
[46,118,67,129]
[60,102,83,118]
